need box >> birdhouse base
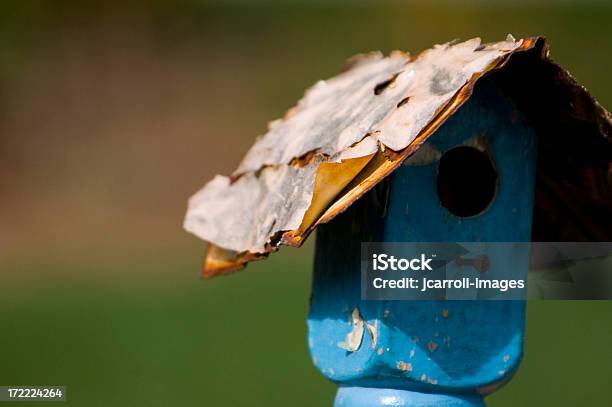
[334,387,485,407]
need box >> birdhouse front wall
[308,76,537,394]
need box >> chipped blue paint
[308,77,537,406]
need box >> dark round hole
[436,146,498,217]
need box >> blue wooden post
[308,77,537,406]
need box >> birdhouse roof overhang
[184,36,612,278]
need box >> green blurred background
[1,1,611,405]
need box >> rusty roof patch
[183,36,612,278]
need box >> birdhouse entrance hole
[436,145,498,217]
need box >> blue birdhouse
[184,36,611,406]
[309,75,535,407]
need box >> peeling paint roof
[183,35,612,278]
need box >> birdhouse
[184,36,611,406]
